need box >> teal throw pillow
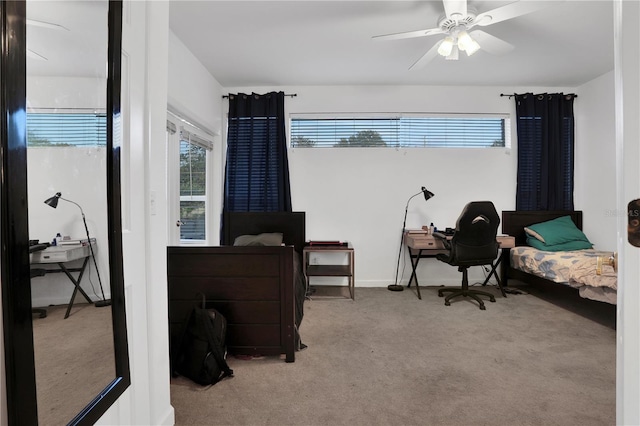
[526,236,593,252]
[524,215,591,246]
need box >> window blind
[290,115,508,148]
[225,117,283,211]
[27,112,107,147]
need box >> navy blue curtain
[515,93,575,211]
[221,92,292,241]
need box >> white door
[615,0,640,423]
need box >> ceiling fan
[373,0,557,69]
[27,18,69,61]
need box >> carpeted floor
[33,302,114,426]
[170,283,616,426]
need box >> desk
[404,233,515,300]
[30,243,95,319]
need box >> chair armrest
[432,232,451,249]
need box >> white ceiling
[27,1,108,78]
[169,0,614,88]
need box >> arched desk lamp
[44,192,111,307]
[388,187,435,292]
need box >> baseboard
[156,406,175,426]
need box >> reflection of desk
[404,233,515,300]
[30,244,95,319]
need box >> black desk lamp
[44,192,111,307]
[388,186,435,292]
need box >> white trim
[290,111,510,120]
[167,108,219,137]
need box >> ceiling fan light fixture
[446,45,459,60]
[437,36,455,57]
[457,30,480,56]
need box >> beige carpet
[33,302,114,426]
[171,283,616,426]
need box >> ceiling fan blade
[409,42,441,70]
[27,49,48,61]
[372,27,444,41]
[443,0,467,19]
[475,1,556,26]
[469,30,514,55]
[26,19,69,31]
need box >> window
[179,140,207,241]
[27,111,107,147]
[167,116,213,243]
[290,114,509,148]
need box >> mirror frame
[0,1,130,425]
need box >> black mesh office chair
[29,242,49,318]
[434,201,500,310]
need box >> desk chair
[434,201,500,310]
[29,242,50,318]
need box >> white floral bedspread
[510,247,617,290]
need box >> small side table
[303,244,355,300]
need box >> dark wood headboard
[502,211,583,246]
[222,211,306,253]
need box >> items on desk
[56,237,96,246]
[306,241,348,247]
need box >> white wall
[167,31,223,136]
[224,84,586,288]
[167,30,225,245]
[26,76,110,306]
[28,148,110,306]
[575,70,617,250]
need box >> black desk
[404,232,515,300]
[30,244,95,319]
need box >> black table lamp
[388,186,435,292]
[44,192,111,307]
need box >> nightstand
[303,244,354,300]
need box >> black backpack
[173,295,234,386]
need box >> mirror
[1,1,130,425]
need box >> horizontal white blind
[290,114,508,148]
[27,112,107,147]
[180,126,213,151]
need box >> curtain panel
[222,92,292,241]
[515,93,576,211]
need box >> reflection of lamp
[44,192,110,307]
[388,187,435,292]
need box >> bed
[167,211,306,363]
[501,210,617,305]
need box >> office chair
[29,242,49,318]
[434,201,500,310]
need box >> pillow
[526,236,593,252]
[233,232,283,247]
[523,215,591,246]
[524,227,546,243]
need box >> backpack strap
[171,308,195,377]
[198,309,234,380]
